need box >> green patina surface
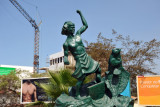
[55,11,134,107]
[88,82,105,100]
[0,67,15,75]
[62,10,101,97]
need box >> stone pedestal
[55,81,134,107]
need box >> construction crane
[9,0,41,73]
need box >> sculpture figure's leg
[112,69,121,85]
[75,77,85,98]
[96,68,101,83]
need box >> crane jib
[9,0,40,73]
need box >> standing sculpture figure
[62,10,101,98]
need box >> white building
[49,49,75,71]
[0,65,33,73]
[0,65,33,78]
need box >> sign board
[21,77,51,104]
[0,67,15,75]
[137,76,160,106]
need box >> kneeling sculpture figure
[55,10,134,107]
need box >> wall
[49,49,76,71]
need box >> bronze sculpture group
[55,10,134,107]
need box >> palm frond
[49,71,62,86]
[36,69,92,105]
[59,69,77,86]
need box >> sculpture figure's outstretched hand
[76,10,88,35]
[76,10,81,14]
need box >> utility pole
[9,0,41,73]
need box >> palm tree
[26,69,91,107]
[40,69,78,101]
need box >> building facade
[0,65,34,78]
[0,65,33,73]
[49,49,75,71]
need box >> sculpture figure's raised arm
[76,10,88,35]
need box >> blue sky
[0,0,160,73]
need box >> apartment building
[49,49,75,71]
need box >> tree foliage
[0,70,22,106]
[85,30,160,96]
[0,71,20,92]
[0,70,49,92]
[29,72,49,78]
[0,69,50,107]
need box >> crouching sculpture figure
[104,48,134,107]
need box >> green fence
[0,67,15,75]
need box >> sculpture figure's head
[61,21,75,35]
[112,48,121,56]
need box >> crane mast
[9,0,39,73]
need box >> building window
[58,58,60,63]
[60,57,62,63]
[55,58,57,63]
[50,60,52,65]
[52,59,54,65]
